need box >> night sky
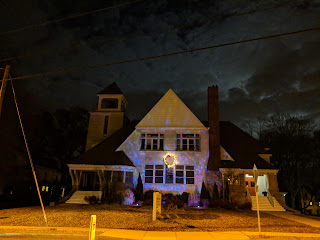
[0,0,320,126]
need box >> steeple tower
[85,82,127,151]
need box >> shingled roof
[98,82,123,94]
[219,121,275,169]
[71,122,135,166]
[74,119,274,169]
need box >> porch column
[97,170,105,191]
[74,170,83,190]
[69,168,75,186]
[222,174,225,199]
[267,173,279,193]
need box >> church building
[67,83,285,211]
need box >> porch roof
[71,122,135,166]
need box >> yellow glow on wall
[163,153,177,168]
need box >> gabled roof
[136,89,206,128]
[219,121,275,169]
[71,122,135,166]
[98,82,123,95]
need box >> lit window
[251,182,255,187]
[140,134,164,150]
[144,165,164,183]
[165,166,173,184]
[145,165,154,183]
[176,134,200,151]
[144,164,194,184]
[175,165,184,184]
[186,166,195,184]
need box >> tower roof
[98,82,123,94]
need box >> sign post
[89,215,96,240]
[253,164,261,234]
[152,192,162,221]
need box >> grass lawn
[0,204,319,233]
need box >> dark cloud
[0,0,319,126]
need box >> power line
[0,0,144,37]
[0,0,309,63]
[3,26,320,82]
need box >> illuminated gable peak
[136,89,205,128]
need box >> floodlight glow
[163,153,177,168]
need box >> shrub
[84,195,99,205]
[212,183,219,201]
[143,190,154,201]
[220,200,237,210]
[142,198,153,206]
[177,192,189,204]
[200,182,209,200]
[163,193,174,201]
[188,190,200,207]
[134,174,144,202]
[238,201,252,209]
[122,188,135,205]
[165,199,184,209]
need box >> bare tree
[259,113,315,210]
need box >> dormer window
[140,133,164,151]
[101,98,118,109]
[176,134,200,151]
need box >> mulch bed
[0,204,319,233]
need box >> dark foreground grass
[0,204,319,233]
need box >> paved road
[0,234,120,240]
[1,233,320,240]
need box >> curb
[0,232,87,236]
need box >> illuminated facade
[68,83,285,211]
[117,88,209,194]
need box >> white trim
[144,164,195,185]
[67,164,135,172]
[219,168,279,175]
[135,127,207,130]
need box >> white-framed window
[140,133,164,150]
[176,134,200,151]
[144,164,194,184]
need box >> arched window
[101,98,118,109]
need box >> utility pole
[0,65,10,117]
[253,164,261,234]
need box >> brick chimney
[208,85,220,171]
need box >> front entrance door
[245,175,256,196]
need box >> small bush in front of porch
[164,199,184,209]
[238,201,252,209]
[188,190,200,207]
[122,188,135,205]
[84,195,99,205]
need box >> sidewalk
[1,226,320,240]
[266,212,320,228]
